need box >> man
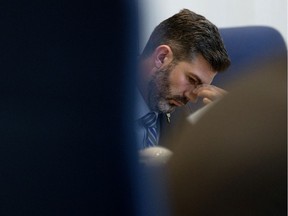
[136,9,230,149]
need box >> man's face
[148,55,216,113]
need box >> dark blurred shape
[0,1,139,215]
[167,54,287,215]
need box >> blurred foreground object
[0,1,139,215]
[139,146,173,166]
[167,54,287,215]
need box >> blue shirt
[134,89,160,149]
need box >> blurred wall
[138,0,287,51]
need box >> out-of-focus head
[167,55,287,215]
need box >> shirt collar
[135,88,151,121]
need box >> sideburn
[147,61,177,112]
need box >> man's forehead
[176,58,217,84]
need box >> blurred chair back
[214,26,287,89]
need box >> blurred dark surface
[0,1,139,215]
[168,54,287,215]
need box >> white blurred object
[187,98,224,124]
[139,146,173,166]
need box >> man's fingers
[197,90,219,100]
[202,97,212,105]
[193,84,227,103]
[194,84,227,95]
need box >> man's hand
[193,84,227,105]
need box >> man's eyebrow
[190,73,203,84]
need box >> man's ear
[154,45,173,68]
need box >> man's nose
[184,88,198,103]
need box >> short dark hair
[141,9,231,72]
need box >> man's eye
[188,76,199,85]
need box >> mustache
[168,95,189,105]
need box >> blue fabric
[135,89,160,149]
[141,112,158,147]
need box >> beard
[147,62,188,113]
